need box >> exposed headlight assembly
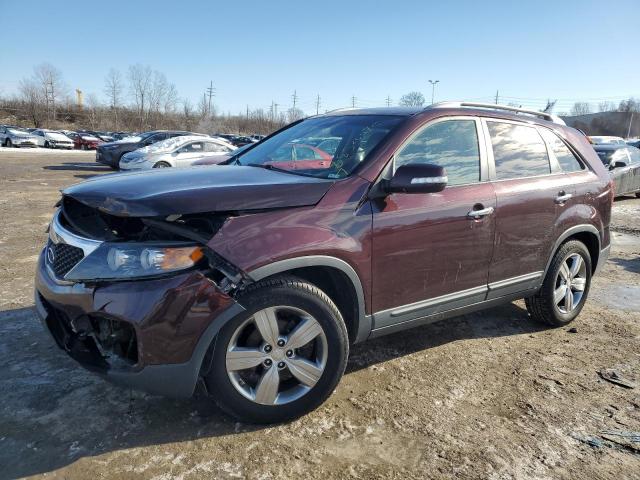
[65,242,204,281]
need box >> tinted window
[395,119,480,186]
[539,129,584,172]
[182,142,203,153]
[487,122,550,179]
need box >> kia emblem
[47,246,55,264]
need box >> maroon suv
[35,103,613,423]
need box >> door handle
[467,206,494,219]
[555,192,573,204]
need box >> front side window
[487,121,550,180]
[395,119,481,186]
[181,142,203,153]
[539,128,584,172]
[235,115,404,178]
[627,147,640,164]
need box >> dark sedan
[594,144,640,197]
[95,130,199,169]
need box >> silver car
[31,129,74,149]
[0,126,39,148]
[119,135,236,170]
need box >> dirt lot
[1,148,639,480]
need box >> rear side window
[395,119,481,186]
[539,129,584,172]
[487,121,550,180]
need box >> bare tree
[399,91,425,107]
[85,93,102,130]
[286,107,305,123]
[542,99,557,113]
[33,63,66,123]
[104,68,123,129]
[570,102,591,116]
[18,78,46,127]
[128,64,152,129]
[618,98,640,112]
[598,101,616,112]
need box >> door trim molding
[371,271,544,330]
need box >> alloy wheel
[225,306,328,406]
[554,253,587,314]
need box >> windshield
[9,128,29,135]
[235,115,404,178]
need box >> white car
[119,135,236,170]
[31,129,74,149]
[590,135,626,145]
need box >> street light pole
[428,80,440,104]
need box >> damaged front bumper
[35,251,245,397]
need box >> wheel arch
[544,225,601,278]
[248,256,371,344]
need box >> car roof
[320,106,423,117]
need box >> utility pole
[206,81,216,116]
[627,111,635,139]
[315,94,321,115]
[270,101,274,122]
[292,90,298,110]
[351,95,356,108]
[428,80,439,104]
[274,103,279,119]
[386,95,392,107]
[495,90,499,104]
[246,105,249,120]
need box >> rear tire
[525,240,592,326]
[44,141,50,148]
[6,139,13,148]
[635,192,640,198]
[204,276,349,424]
[153,161,171,168]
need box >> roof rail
[430,101,566,125]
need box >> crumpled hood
[62,165,335,217]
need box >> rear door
[483,119,573,298]
[625,147,640,194]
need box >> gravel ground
[0,149,639,480]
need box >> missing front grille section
[89,316,139,368]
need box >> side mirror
[610,161,626,170]
[387,163,448,194]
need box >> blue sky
[1,0,638,115]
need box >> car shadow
[608,256,640,274]
[1,302,544,478]
[42,162,112,173]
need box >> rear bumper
[35,250,244,397]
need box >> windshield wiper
[244,163,319,177]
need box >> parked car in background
[84,131,115,143]
[119,135,235,170]
[67,132,103,150]
[36,103,613,423]
[0,126,39,148]
[31,129,74,149]
[594,144,640,197]
[590,135,626,145]
[265,142,334,170]
[96,130,200,169]
[230,135,256,147]
[250,134,266,142]
[192,142,254,166]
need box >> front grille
[48,242,84,277]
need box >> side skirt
[369,288,539,339]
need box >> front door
[371,117,496,329]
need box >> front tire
[526,240,592,326]
[153,161,171,168]
[204,276,349,424]
[44,141,50,148]
[6,139,13,148]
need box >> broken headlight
[65,242,204,281]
